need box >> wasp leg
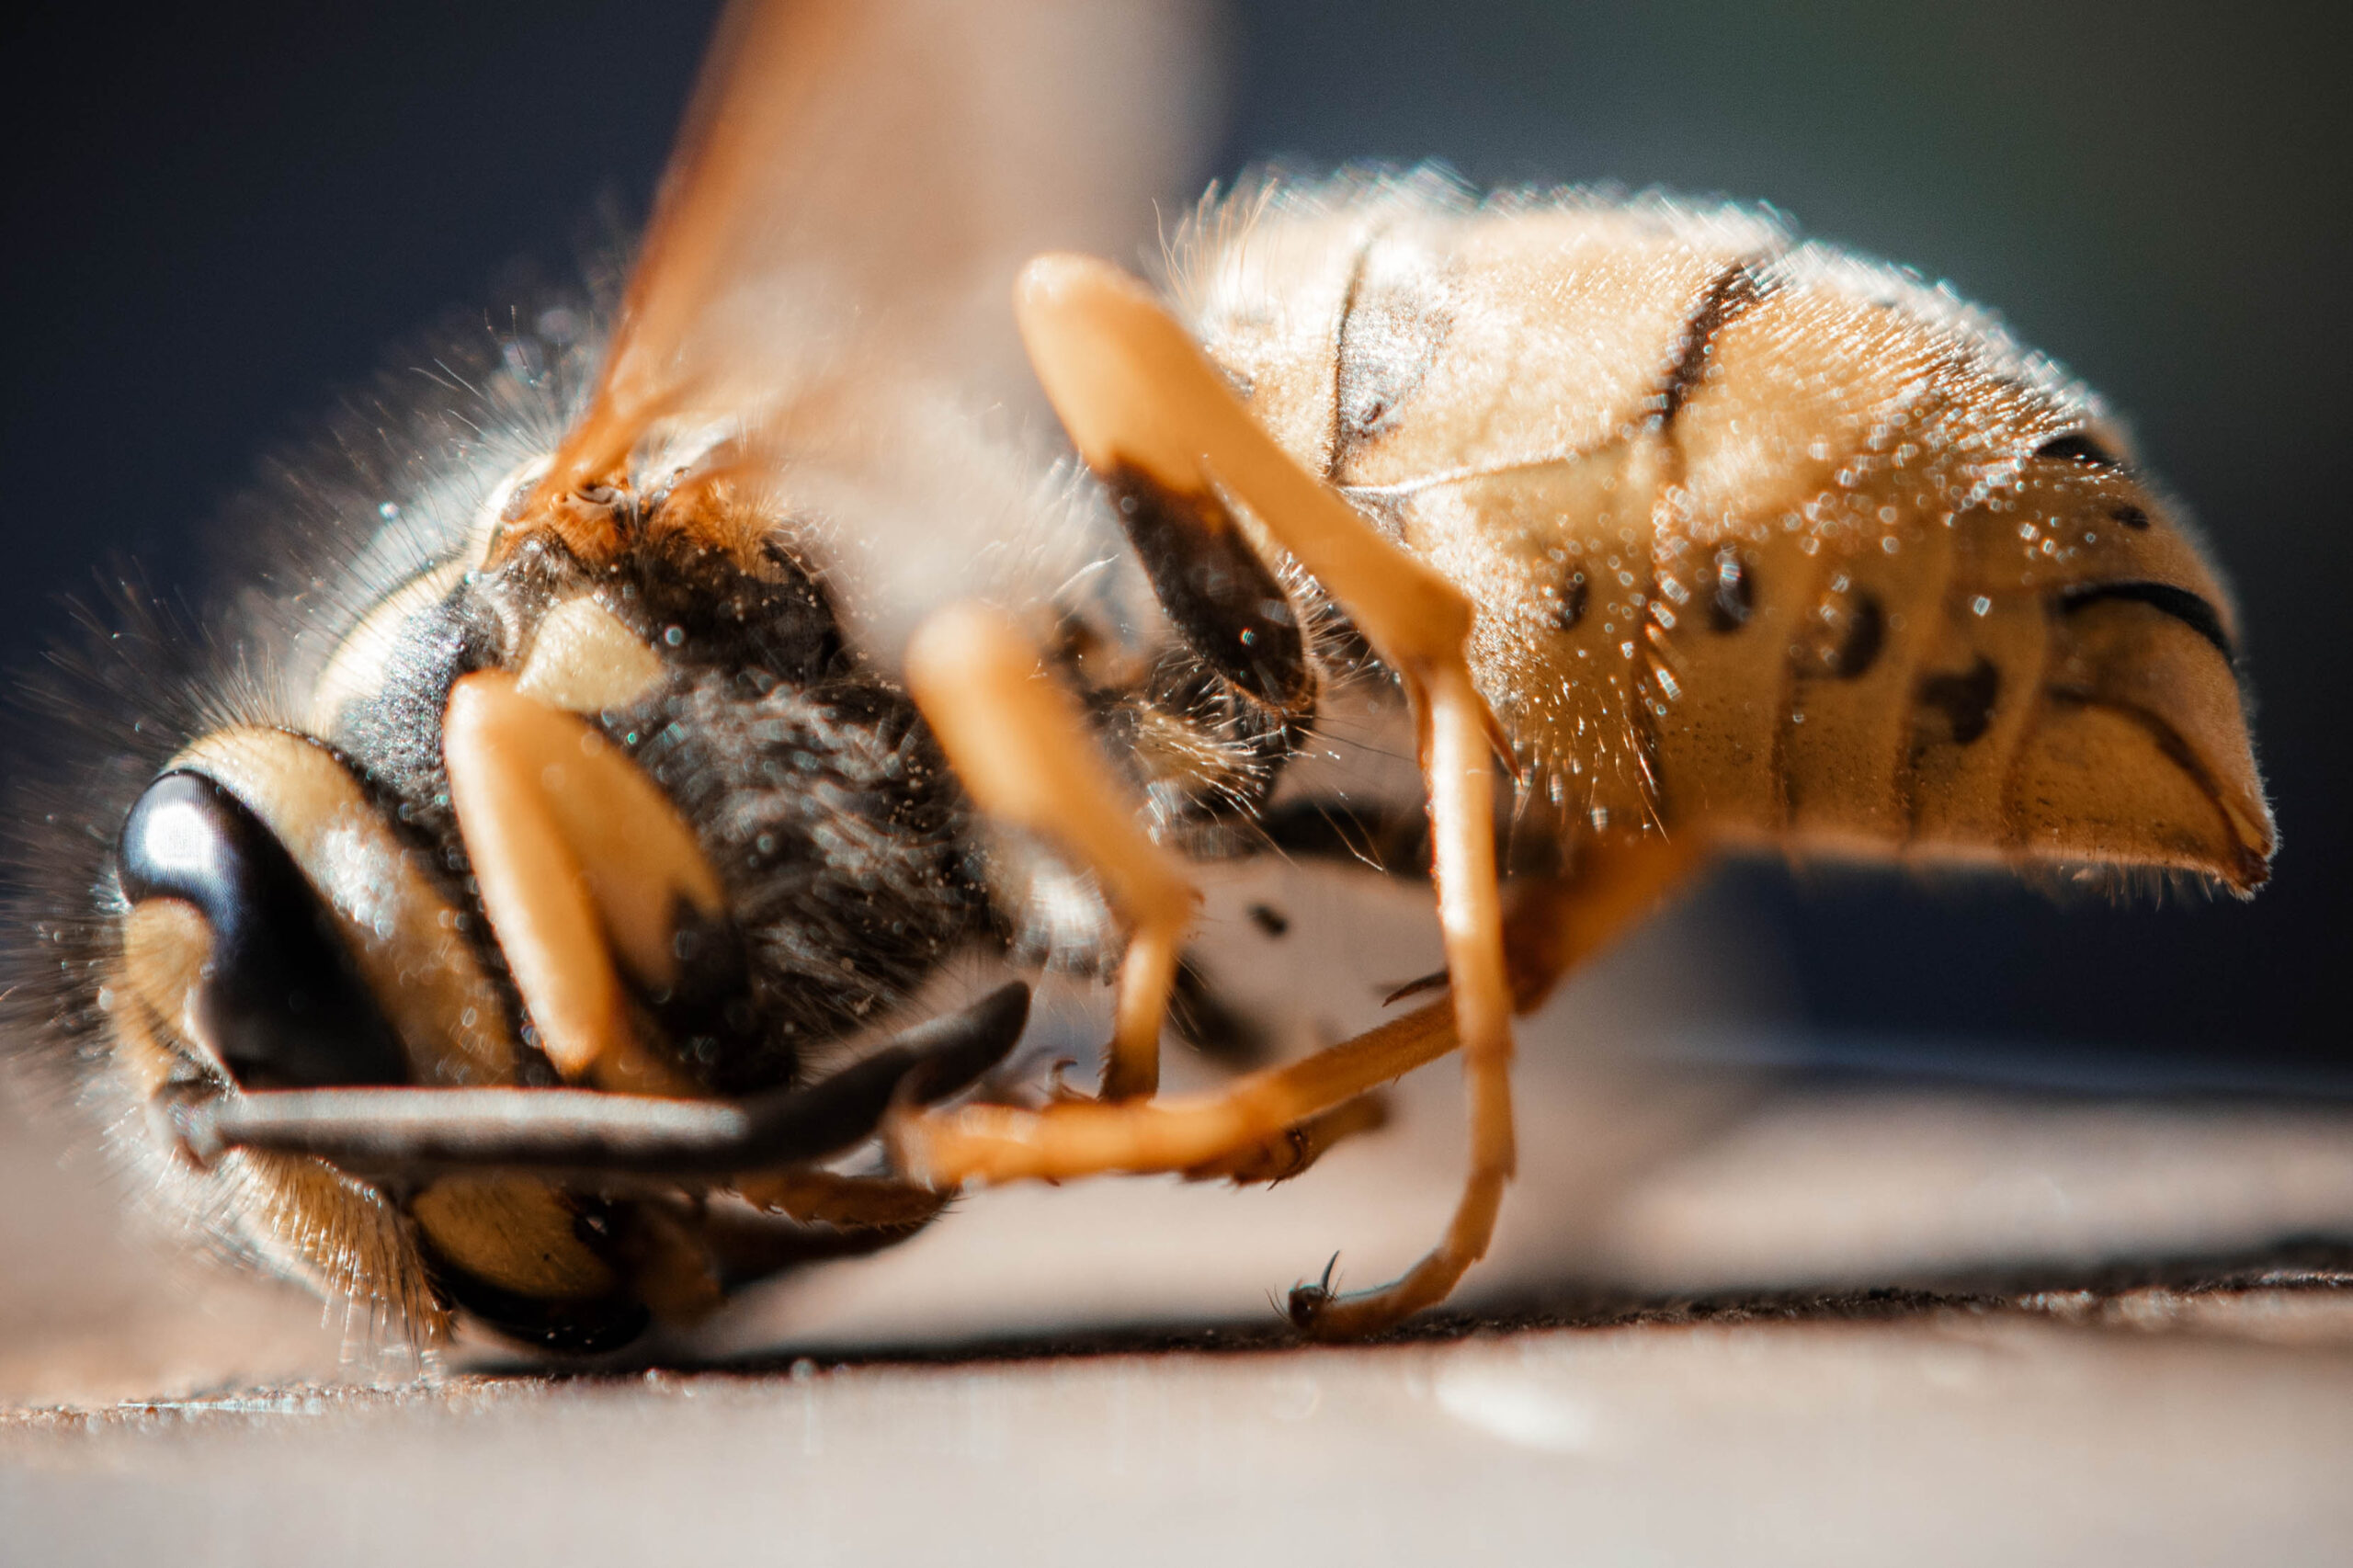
[896,843,1701,1314]
[1499,836,1708,1012]
[442,669,723,1094]
[898,995,1454,1181]
[178,982,1029,1179]
[1181,839,1702,1188]
[905,601,1198,1101]
[995,255,1511,1336]
[1181,1092,1392,1185]
[732,1168,949,1231]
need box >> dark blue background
[4,2,2345,1071]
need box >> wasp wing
[546,0,1219,495]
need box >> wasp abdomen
[1184,183,2271,889]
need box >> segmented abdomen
[1180,179,2253,872]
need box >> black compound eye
[118,771,409,1089]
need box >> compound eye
[118,771,410,1089]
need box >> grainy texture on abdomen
[1180,184,2181,863]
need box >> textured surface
[6,1286,2353,1567]
[6,875,2352,1561]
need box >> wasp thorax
[306,521,978,1097]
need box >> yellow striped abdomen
[1183,180,2270,890]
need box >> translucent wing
[542,0,1219,497]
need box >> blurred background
[2,0,2345,1084]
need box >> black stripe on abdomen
[1659,261,1769,425]
[2058,581,2233,660]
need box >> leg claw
[1285,1253,1343,1330]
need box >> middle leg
[896,838,1701,1297]
[904,601,1199,1102]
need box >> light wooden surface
[6,1292,2352,1566]
[6,863,2349,1561]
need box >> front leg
[442,670,722,1096]
[904,603,1199,1101]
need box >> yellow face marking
[516,596,668,713]
[119,898,212,1068]
[303,560,469,734]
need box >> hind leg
[896,256,1510,1335]
[897,838,1702,1308]
[1025,256,1519,1335]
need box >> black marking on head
[2109,502,2151,530]
[1917,656,2002,746]
[2059,581,2234,660]
[1106,461,1313,713]
[1553,571,1589,631]
[118,771,409,1089]
[1824,591,1885,679]
[2033,432,2126,472]
[1709,546,1754,632]
[1247,903,1290,937]
[1660,262,1767,424]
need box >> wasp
[5,0,2271,1354]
